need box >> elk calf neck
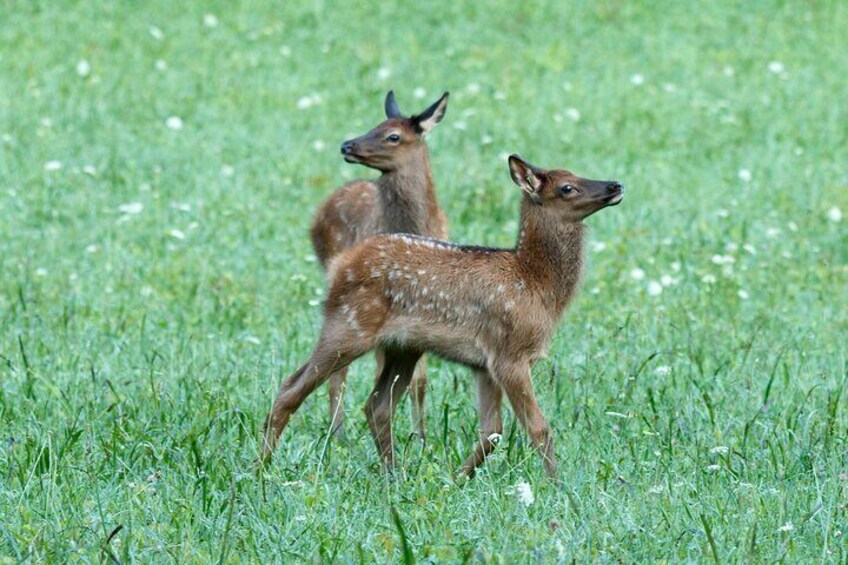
[261,155,623,479]
[309,91,450,439]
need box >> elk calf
[261,155,623,478]
[310,91,449,439]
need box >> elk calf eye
[561,184,574,194]
[387,134,401,142]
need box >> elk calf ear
[509,155,543,196]
[385,90,404,119]
[413,92,449,134]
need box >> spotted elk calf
[310,91,450,439]
[261,155,623,478]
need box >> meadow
[1,0,846,561]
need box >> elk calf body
[310,91,449,439]
[262,156,623,478]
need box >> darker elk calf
[261,156,623,478]
[310,91,450,439]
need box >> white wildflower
[590,286,600,295]
[221,164,235,177]
[787,221,798,232]
[203,14,219,27]
[494,91,507,100]
[480,134,493,145]
[591,241,607,252]
[662,83,676,92]
[701,274,717,284]
[149,26,164,40]
[630,267,645,281]
[279,45,292,57]
[654,366,671,376]
[76,59,91,77]
[312,140,325,151]
[738,169,752,182]
[670,261,681,272]
[304,254,318,263]
[140,285,153,297]
[514,481,534,506]
[34,267,48,277]
[85,244,99,254]
[376,67,391,81]
[717,209,730,218]
[826,206,842,223]
[165,116,183,130]
[155,59,167,71]
[738,289,749,300]
[743,243,756,255]
[118,202,143,215]
[630,73,645,86]
[777,522,793,532]
[648,485,664,494]
[765,227,780,238]
[711,254,734,265]
[308,299,320,307]
[413,87,426,99]
[44,160,63,171]
[453,121,467,131]
[710,446,729,455]
[170,202,191,212]
[296,96,315,109]
[723,66,735,77]
[565,107,581,121]
[660,274,674,287]
[168,229,186,240]
[768,61,785,74]
[647,280,663,296]
[83,164,97,176]
[243,335,261,345]
[466,82,481,95]
[705,464,721,472]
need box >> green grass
[1,0,847,561]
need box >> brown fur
[261,155,623,479]
[308,91,449,439]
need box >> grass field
[1,0,847,561]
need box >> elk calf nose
[340,141,357,154]
[607,181,622,192]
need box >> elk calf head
[508,155,623,222]
[340,91,449,172]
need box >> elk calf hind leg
[410,356,428,444]
[364,350,422,471]
[259,331,367,465]
[327,368,348,439]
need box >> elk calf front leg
[364,350,421,471]
[495,362,558,479]
[459,369,503,478]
